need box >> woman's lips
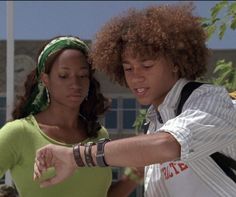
[67,94,83,101]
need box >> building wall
[1,40,236,96]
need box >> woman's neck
[37,106,80,129]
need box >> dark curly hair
[12,36,110,138]
[90,3,210,86]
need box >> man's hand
[33,144,77,188]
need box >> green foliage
[211,60,236,92]
[132,109,147,134]
[202,0,236,92]
[202,1,236,40]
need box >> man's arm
[95,132,180,167]
[34,132,180,187]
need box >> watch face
[14,55,35,99]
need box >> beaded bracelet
[73,143,85,167]
[84,142,96,167]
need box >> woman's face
[42,49,90,109]
[122,52,179,107]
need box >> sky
[0,1,235,49]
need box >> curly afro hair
[90,3,210,86]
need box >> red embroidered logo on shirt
[161,162,189,180]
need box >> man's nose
[132,68,145,83]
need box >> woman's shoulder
[1,119,24,131]
[0,115,35,134]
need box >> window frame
[102,93,148,134]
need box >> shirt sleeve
[0,120,24,177]
[159,84,236,161]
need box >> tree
[202,0,236,92]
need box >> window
[0,96,6,128]
[123,99,137,130]
[103,97,149,134]
[104,99,118,129]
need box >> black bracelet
[96,138,111,167]
[84,142,95,167]
[73,143,85,167]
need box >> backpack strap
[176,81,203,116]
[211,152,236,183]
[177,81,236,183]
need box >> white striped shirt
[144,78,236,197]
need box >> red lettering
[178,162,188,171]
[161,162,189,180]
[161,167,168,179]
[169,163,180,175]
[167,165,173,179]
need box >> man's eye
[59,75,67,78]
[122,64,132,72]
[124,68,132,72]
[143,61,154,68]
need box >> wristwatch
[96,138,111,167]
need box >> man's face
[122,54,179,107]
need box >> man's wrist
[70,147,80,169]
[91,145,97,165]
[95,138,111,167]
[71,138,111,168]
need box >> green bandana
[23,36,89,116]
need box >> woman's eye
[80,74,89,78]
[79,72,89,78]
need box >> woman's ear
[40,73,49,87]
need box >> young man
[34,4,236,196]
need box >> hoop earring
[45,87,50,104]
[172,66,178,73]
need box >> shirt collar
[146,78,189,122]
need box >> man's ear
[40,73,49,87]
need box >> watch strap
[96,138,111,167]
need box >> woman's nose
[70,76,81,89]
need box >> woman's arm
[0,120,23,177]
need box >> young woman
[34,4,236,197]
[0,36,139,197]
